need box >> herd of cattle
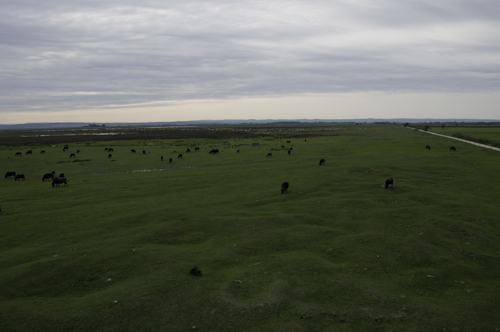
[5,170,67,187]
[4,142,458,192]
[7,144,76,187]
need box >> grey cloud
[1,0,499,113]
[346,0,500,27]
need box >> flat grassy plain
[1,124,499,331]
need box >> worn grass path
[1,124,499,331]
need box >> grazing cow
[237,149,240,153]
[69,153,76,158]
[281,145,285,149]
[287,141,291,143]
[209,149,219,154]
[385,178,393,189]
[15,174,25,181]
[169,158,172,163]
[63,147,68,152]
[142,150,146,155]
[40,150,45,154]
[425,145,431,150]
[189,265,202,276]
[267,153,272,157]
[108,148,114,152]
[319,159,325,165]
[52,177,68,187]
[186,148,191,153]
[450,146,456,151]
[26,150,32,155]
[108,154,112,158]
[195,147,200,151]
[287,150,291,155]
[131,149,136,153]
[5,171,16,179]
[42,173,54,181]
[281,181,289,194]
[104,148,108,151]
[289,148,293,151]
[178,154,183,159]
[15,152,22,156]
[161,156,163,161]
[59,173,65,178]
[77,150,80,153]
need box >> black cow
[69,153,76,158]
[40,150,45,154]
[209,149,219,154]
[319,159,325,165]
[281,145,285,149]
[267,153,272,157]
[169,158,172,163]
[186,148,191,153]
[287,150,291,155]
[77,150,80,153]
[26,150,32,155]
[287,141,291,143]
[15,174,25,181]
[189,265,202,276]
[450,146,456,151]
[425,145,431,150]
[63,147,68,152]
[15,152,22,156]
[178,154,183,159]
[42,173,54,181]
[52,177,68,187]
[59,173,65,178]
[108,154,112,158]
[385,178,393,189]
[281,181,289,194]
[161,156,163,161]
[131,149,136,153]
[195,147,200,151]
[108,148,114,152]
[237,149,240,153]
[5,171,16,179]
[142,150,146,155]
[104,148,108,151]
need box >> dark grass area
[1,124,499,331]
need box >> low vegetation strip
[451,132,500,148]
[411,127,500,152]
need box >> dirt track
[408,127,500,152]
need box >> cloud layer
[1,0,499,115]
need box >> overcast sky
[1,0,499,123]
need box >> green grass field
[1,124,499,331]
